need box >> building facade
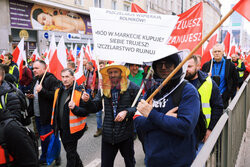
[0,0,222,56]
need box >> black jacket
[86,81,139,144]
[0,81,22,121]
[0,119,38,167]
[195,71,223,130]
[202,58,238,100]
[28,72,59,125]
[52,84,91,143]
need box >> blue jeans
[96,110,102,129]
[35,117,52,161]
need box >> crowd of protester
[0,43,250,167]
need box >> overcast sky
[219,0,250,33]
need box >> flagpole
[71,79,76,102]
[146,8,235,102]
[131,67,153,107]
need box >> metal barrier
[192,74,250,167]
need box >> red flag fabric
[233,0,250,21]
[85,41,92,62]
[49,37,67,80]
[201,34,217,67]
[12,38,24,80]
[223,32,231,56]
[131,3,147,13]
[229,45,236,57]
[168,2,203,56]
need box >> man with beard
[134,47,200,167]
[82,64,139,167]
[185,55,223,153]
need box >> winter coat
[52,84,92,143]
[202,58,238,101]
[85,81,139,144]
[134,82,200,167]
[28,72,59,125]
[0,80,22,121]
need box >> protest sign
[168,2,203,56]
[90,8,179,64]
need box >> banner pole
[146,8,235,102]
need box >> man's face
[3,56,10,65]
[155,60,175,79]
[99,63,105,69]
[231,54,238,62]
[107,68,122,85]
[86,63,92,71]
[33,62,46,77]
[212,45,224,62]
[61,71,74,89]
[129,64,139,76]
[83,58,88,66]
[185,59,198,80]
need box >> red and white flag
[31,48,40,62]
[229,39,237,58]
[168,2,203,56]
[73,44,77,64]
[223,32,231,57]
[85,40,93,62]
[12,38,25,80]
[49,37,68,80]
[48,34,56,64]
[201,34,217,67]
[12,38,24,64]
[131,3,147,13]
[233,0,250,21]
[75,45,86,85]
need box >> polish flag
[49,37,68,80]
[75,45,86,85]
[68,44,75,62]
[12,38,25,80]
[201,34,217,67]
[31,48,40,62]
[229,39,237,58]
[48,34,56,63]
[85,40,92,61]
[233,0,250,21]
[131,3,147,13]
[44,49,50,64]
[223,32,231,57]
[73,44,77,64]
[12,38,24,64]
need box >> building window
[124,4,130,11]
[94,0,102,7]
[112,1,117,10]
[75,0,84,5]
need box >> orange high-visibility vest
[0,145,14,165]
[51,88,86,134]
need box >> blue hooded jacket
[134,52,200,167]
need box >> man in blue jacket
[134,47,200,167]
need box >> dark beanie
[32,8,44,21]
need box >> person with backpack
[134,46,200,167]
[185,55,223,153]
[0,64,38,167]
[82,63,139,167]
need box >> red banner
[168,2,203,56]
